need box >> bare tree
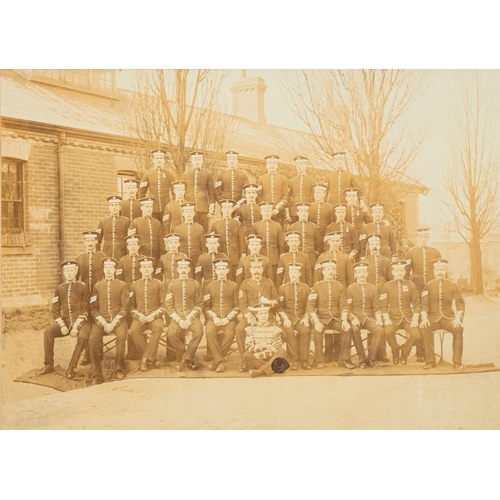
[442,70,500,294]
[123,69,234,178]
[279,70,429,246]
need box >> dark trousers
[167,319,204,362]
[206,319,237,364]
[351,319,383,362]
[130,318,164,362]
[421,318,463,364]
[43,321,91,368]
[89,321,128,380]
[243,348,288,376]
[282,322,310,362]
[196,212,209,232]
[314,320,351,363]
[412,280,427,358]
[384,320,421,357]
[324,333,341,361]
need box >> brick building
[1,70,427,310]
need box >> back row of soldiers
[37,149,466,382]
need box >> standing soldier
[307,260,351,369]
[234,183,262,237]
[166,257,205,371]
[361,234,392,293]
[347,262,384,368]
[116,235,147,286]
[420,259,465,370]
[155,233,188,286]
[309,183,334,245]
[128,197,162,263]
[360,202,397,260]
[195,233,226,291]
[235,234,273,287]
[288,202,321,271]
[285,156,315,223]
[37,261,91,378]
[204,257,240,373]
[120,179,142,221]
[257,155,288,226]
[96,195,129,261]
[88,257,129,384]
[344,188,372,232]
[276,231,312,288]
[315,232,354,289]
[182,151,216,232]
[380,260,423,365]
[211,199,246,281]
[278,263,311,370]
[325,204,359,259]
[236,257,281,372]
[174,202,205,268]
[253,201,286,280]
[215,151,249,209]
[139,148,176,222]
[325,151,364,208]
[162,180,187,236]
[129,257,167,372]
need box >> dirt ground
[2,294,500,429]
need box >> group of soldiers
[37,149,466,383]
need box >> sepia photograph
[1,67,499,430]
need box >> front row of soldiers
[37,245,466,383]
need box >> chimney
[230,70,267,124]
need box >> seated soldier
[129,257,167,372]
[204,257,240,373]
[38,261,91,377]
[166,256,205,371]
[243,303,288,378]
[88,257,129,384]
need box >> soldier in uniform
[162,180,187,236]
[128,197,162,263]
[360,202,397,260]
[120,179,142,221]
[347,262,384,368]
[278,263,311,370]
[344,187,372,232]
[243,303,288,378]
[257,155,288,226]
[309,183,334,245]
[88,257,129,384]
[96,195,129,261]
[37,261,91,378]
[155,233,189,286]
[361,234,392,293]
[129,257,167,372]
[174,202,205,269]
[117,235,147,287]
[276,231,312,288]
[325,204,359,258]
[380,260,422,365]
[326,152,364,208]
[139,148,176,222]
[181,151,216,232]
[235,234,273,286]
[253,201,286,280]
[315,232,354,289]
[195,233,226,291]
[420,259,465,370]
[236,257,281,372]
[285,156,315,223]
[215,151,248,209]
[204,257,240,373]
[288,202,321,271]
[307,260,351,369]
[211,199,246,281]
[166,257,205,371]
[234,183,262,237]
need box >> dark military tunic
[309,201,334,243]
[116,253,147,286]
[120,198,142,221]
[139,167,176,215]
[90,278,129,324]
[257,173,288,213]
[278,281,310,323]
[346,205,372,232]
[204,279,240,321]
[307,279,348,324]
[287,174,315,217]
[182,168,216,213]
[154,252,189,287]
[173,222,205,267]
[76,251,106,293]
[314,250,354,288]
[276,251,312,288]
[234,203,262,237]
[128,216,162,263]
[238,277,281,317]
[129,277,167,319]
[162,199,184,236]
[96,215,130,260]
[360,222,397,260]
[195,252,228,290]
[235,254,273,287]
[405,246,442,293]
[346,282,381,323]
[51,280,90,328]
[380,279,421,324]
[361,254,392,293]
[211,218,246,267]
[421,279,465,323]
[165,278,203,321]
[288,220,321,269]
[324,221,359,255]
[326,170,363,207]
[252,219,286,266]
[215,168,249,205]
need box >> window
[32,69,116,97]
[1,160,25,233]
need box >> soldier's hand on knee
[351,318,360,326]
[314,322,323,333]
[60,326,69,336]
[420,318,430,328]
[411,319,419,328]
[341,320,351,332]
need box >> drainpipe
[57,132,66,262]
